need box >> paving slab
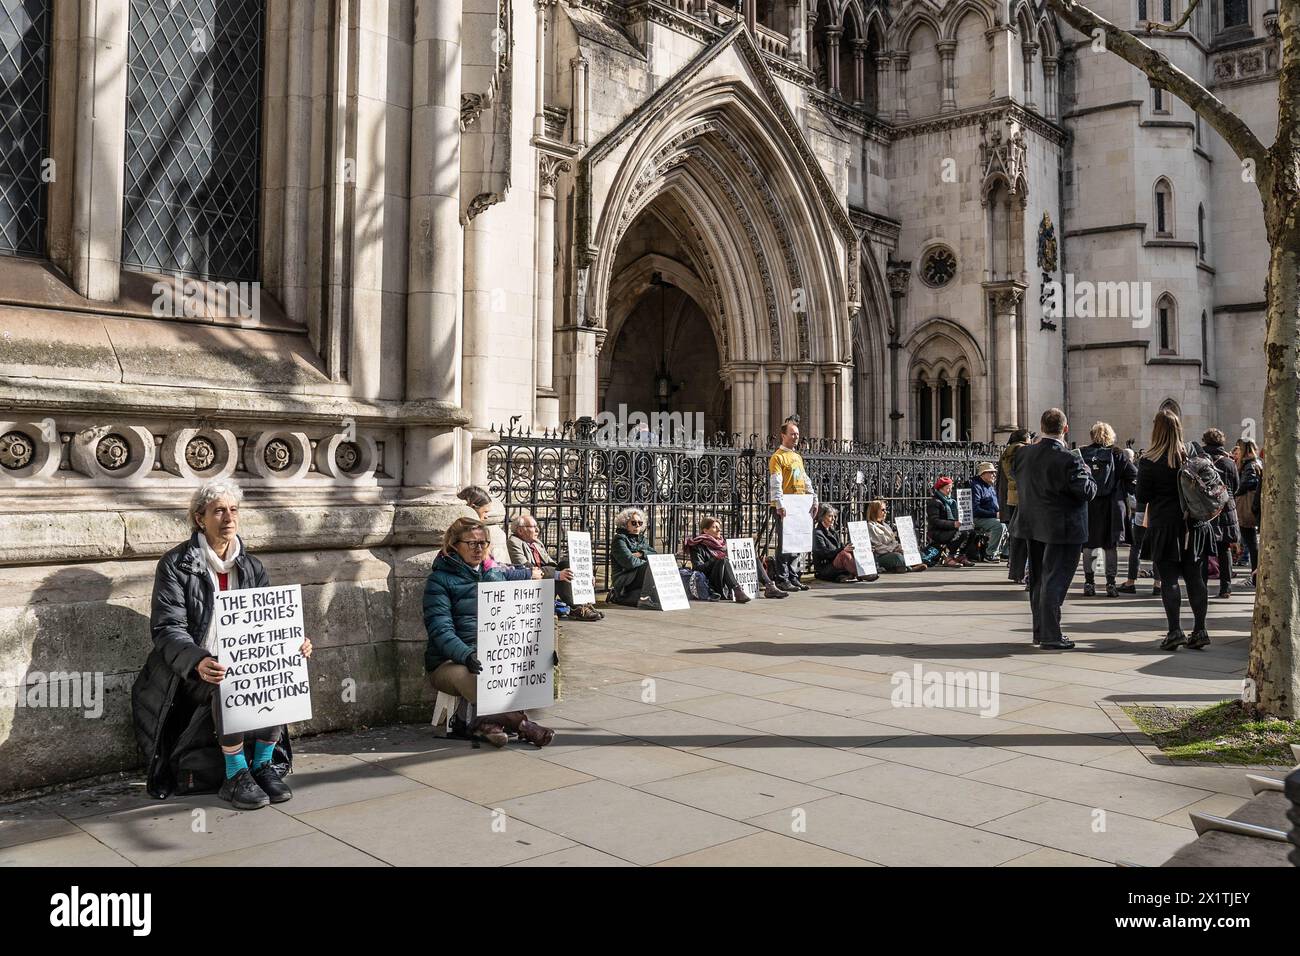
[656,831,878,867]
[498,779,755,866]
[638,765,832,820]
[979,798,1196,866]
[811,762,1047,826]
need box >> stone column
[1021,41,1038,112]
[893,53,910,121]
[986,25,1016,102]
[570,54,589,146]
[1043,56,1059,121]
[767,367,785,439]
[825,27,842,97]
[937,39,958,112]
[745,0,757,34]
[987,284,1025,439]
[535,156,570,429]
[887,260,911,444]
[406,0,463,492]
[851,39,868,107]
[70,0,129,301]
[806,8,819,74]
[785,0,801,62]
[534,1,554,138]
[279,2,314,325]
[875,54,892,118]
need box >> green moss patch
[1122,700,1300,766]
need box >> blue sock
[223,750,248,779]
[251,740,275,769]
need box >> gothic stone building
[0,0,1277,789]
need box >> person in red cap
[925,476,970,567]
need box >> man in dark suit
[1011,408,1098,649]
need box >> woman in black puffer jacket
[132,479,311,810]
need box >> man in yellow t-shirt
[768,420,814,591]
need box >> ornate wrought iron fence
[486,419,1002,591]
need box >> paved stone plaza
[0,566,1257,867]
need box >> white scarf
[199,534,241,652]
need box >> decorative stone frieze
[69,425,155,481]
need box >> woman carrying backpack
[1137,409,1215,650]
[1080,422,1138,597]
[1200,429,1240,598]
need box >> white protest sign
[846,521,879,577]
[726,538,759,599]
[781,493,816,553]
[476,578,555,716]
[566,530,596,605]
[894,515,924,567]
[647,553,690,610]
[956,488,974,531]
[214,584,312,736]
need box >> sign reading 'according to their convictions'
[957,488,974,531]
[476,578,555,716]
[648,553,690,610]
[726,538,759,599]
[845,521,879,578]
[894,516,924,568]
[566,531,596,605]
[214,584,312,736]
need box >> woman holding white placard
[866,501,927,573]
[132,478,313,810]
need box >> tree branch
[1145,0,1200,33]
[1045,0,1271,173]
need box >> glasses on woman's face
[628,519,644,527]
[460,539,489,550]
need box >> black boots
[252,763,293,803]
[1160,630,1187,651]
[219,768,270,810]
[1186,629,1211,650]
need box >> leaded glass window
[122,0,263,281]
[0,0,52,257]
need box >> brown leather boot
[469,718,509,748]
[517,717,556,748]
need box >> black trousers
[1127,524,1146,581]
[1006,506,1028,582]
[1200,542,1233,591]
[695,556,741,597]
[185,675,282,749]
[772,505,800,585]
[1157,554,1208,633]
[1240,527,1258,572]
[611,563,654,606]
[1026,540,1082,644]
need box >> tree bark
[1045,0,1300,716]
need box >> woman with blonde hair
[423,516,554,747]
[1138,409,1213,650]
[866,500,926,573]
[1079,421,1137,597]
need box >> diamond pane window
[0,0,52,257]
[122,0,263,281]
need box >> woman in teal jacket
[423,517,554,748]
[608,507,659,607]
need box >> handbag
[678,568,713,601]
[1235,490,1257,530]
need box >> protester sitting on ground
[423,516,555,748]
[683,516,754,602]
[1080,422,1138,598]
[506,511,603,621]
[1201,428,1240,598]
[812,504,877,582]
[998,428,1031,585]
[970,462,1006,561]
[1138,409,1213,651]
[608,507,660,608]
[926,477,970,567]
[866,500,926,572]
[132,478,312,810]
[1232,438,1262,587]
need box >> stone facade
[0,0,1277,791]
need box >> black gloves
[465,653,483,675]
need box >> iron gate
[486,419,1002,590]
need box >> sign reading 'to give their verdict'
[476,578,555,716]
[214,584,312,736]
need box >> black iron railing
[486,418,1002,590]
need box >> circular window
[920,246,958,288]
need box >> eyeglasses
[460,540,489,550]
[627,520,644,526]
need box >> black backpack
[1177,444,1230,523]
[1082,445,1118,497]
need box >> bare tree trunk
[1249,0,1300,718]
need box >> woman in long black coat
[1080,422,1138,597]
[132,479,312,809]
[1138,410,1213,651]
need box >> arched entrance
[565,29,870,441]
